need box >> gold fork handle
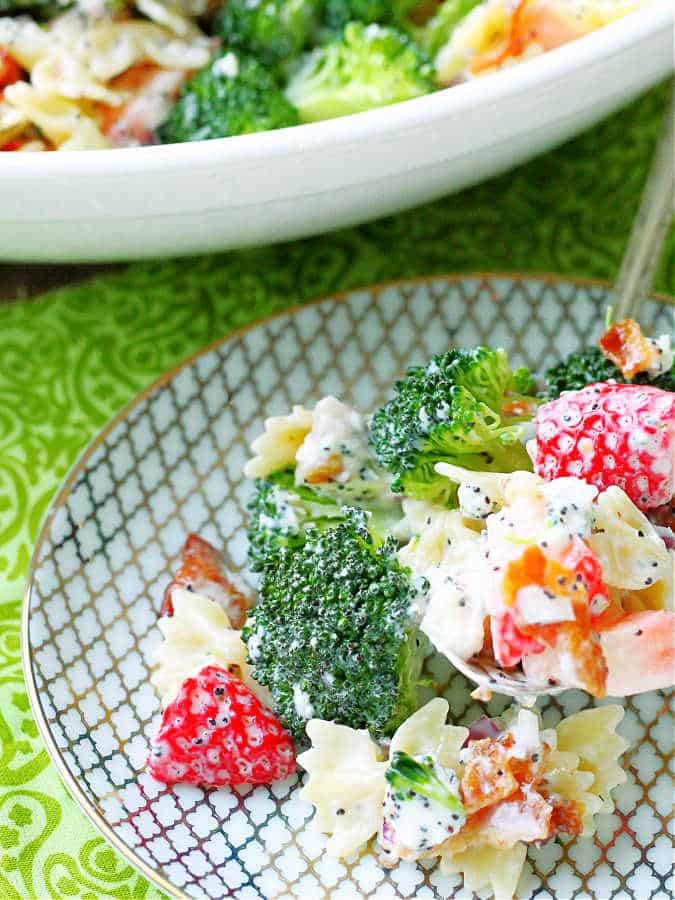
[613,82,675,321]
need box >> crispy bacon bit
[502,545,549,608]
[502,397,539,418]
[536,621,607,697]
[0,50,23,89]
[547,797,584,837]
[162,533,253,628]
[460,738,518,814]
[303,453,344,484]
[598,318,658,378]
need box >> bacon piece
[598,318,658,379]
[162,533,253,628]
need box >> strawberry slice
[491,613,544,669]
[534,383,675,511]
[162,534,253,628]
[148,665,296,786]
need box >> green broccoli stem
[386,751,465,814]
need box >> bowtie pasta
[298,699,628,898]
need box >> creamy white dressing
[504,709,542,760]
[516,584,575,625]
[457,481,498,520]
[212,51,239,78]
[646,333,674,379]
[295,396,369,484]
[542,477,597,538]
[292,684,315,720]
[380,755,465,856]
[480,784,549,845]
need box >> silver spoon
[434,96,675,702]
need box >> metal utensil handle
[613,85,675,321]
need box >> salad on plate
[145,314,673,896]
[0,0,649,151]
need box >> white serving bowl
[2,0,673,263]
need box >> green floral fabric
[1,82,673,899]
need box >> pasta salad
[145,315,673,895]
[0,0,648,151]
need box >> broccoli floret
[214,0,320,67]
[243,509,428,744]
[544,347,675,399]
[0,0,69,13]
[285,21,434,122]
[386,751,465,815]
[321,0,422,33]
[247,470,346,572]
[544,347,626,398]
[644,366,675,392]
[159,53,299,143]
[369,347,535,504]
[511,364,537,396]
[410,0,483,55]
[321,0,392,30]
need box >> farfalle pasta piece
[151,587,268,707]
[0,17,50,70]
[540,727,603,834]
[74,19,213,82]
[0,11,213,152]
[298,700,629,898]
[398,499,479,575]
[555,705,628,814]
[440,842,527,899]
[390,697,469,772]
[0,98,28,145]
[244,405,313,479]
[590,487,671,598]
[2,83,109,149]
[298,721,387,857]
[31,54,124,105]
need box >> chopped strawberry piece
[147,665,295,786]
[0,50,23,89]
[497,538,609,692]
[559,536,609,622]
[534,383,675,510]
[491,613,545,668]
[162,533,253,627]
[598,318,657,379]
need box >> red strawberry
[162,534,253,627]
[535,383,675,510]
[147,665,295,786]
[491,614,544,668]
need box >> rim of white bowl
[1,0,672,178]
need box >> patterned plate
[23,275,673,900]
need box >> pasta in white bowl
[0,0,671,260]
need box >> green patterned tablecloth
[1,82,673,900]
